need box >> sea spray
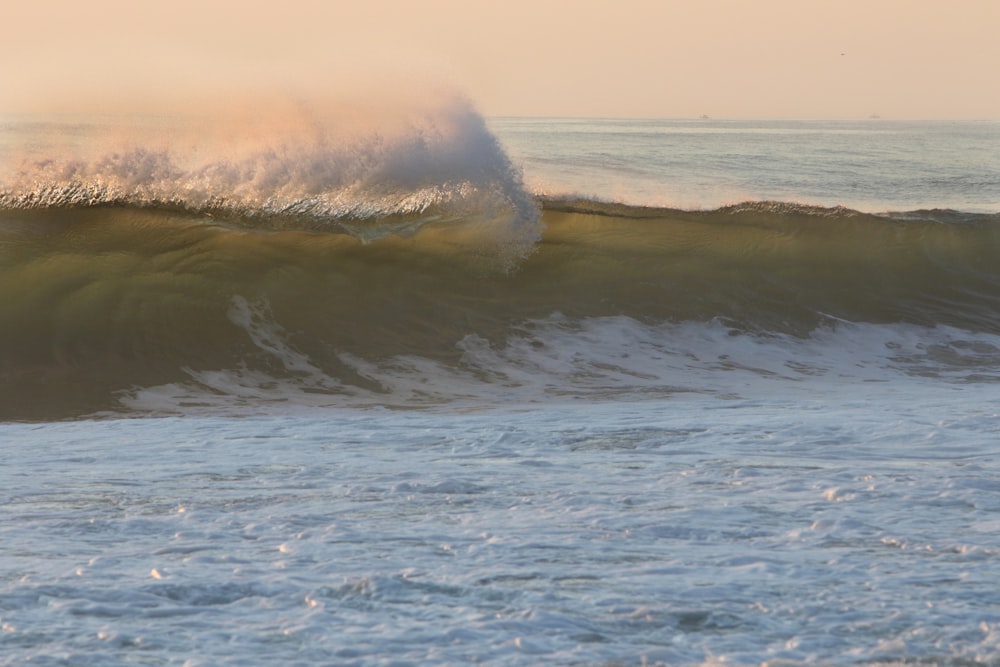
[0,95,542,261]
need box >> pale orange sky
[4,0,998,118]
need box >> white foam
[5,392,1000,665]
[120,310,1000,415]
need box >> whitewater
[2,100,1000,666]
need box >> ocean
[1,102,999,665]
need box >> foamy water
[4,390,1000,666]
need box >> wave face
[3,189,1000,419]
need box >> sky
[4,0,998,119]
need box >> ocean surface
[2,103,1000,665]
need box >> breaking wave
[3,106,1000,420]
[0,96,540,250]
[2,193,1000,420]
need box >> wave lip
[0,97,541,254]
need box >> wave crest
[0,97,541,254]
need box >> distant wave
[538,196,1000,226]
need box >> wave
[3,107,1000,420]
[539,196,1000,226]
[2,195,1000,420]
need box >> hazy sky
[5,0,998,118]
